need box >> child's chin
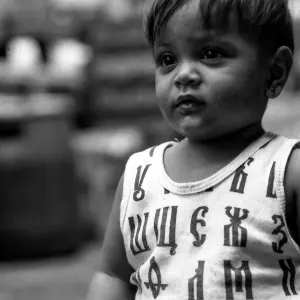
[177,119,206,136]
[178,127,209,141]
[180,127,224,142]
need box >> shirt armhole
[120,154,136,231]
[275,138,300,253]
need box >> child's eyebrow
[154,35,184,47]
[186,31,228,43]
[154,34,217,48]
[154,41,172,48]
[154,30,236,50]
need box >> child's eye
[157,53,177,67]
[201,48,225,61]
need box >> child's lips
[175,95,205,113]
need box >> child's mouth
[175,95,205,113]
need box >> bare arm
[86,175,136,300]
[284,147,300,246]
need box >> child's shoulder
[259,133,300,160]
[126,140,176,166]
[281,138,300,245]
[263,133,300,186]
[285,140,300,196]
[274,134,300,170]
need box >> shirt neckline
[154,131,277,194]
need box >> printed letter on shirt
[266,162,277,198]
[272,215,288,253]
[149,147,156,157]
[133,165,151,201]
[144,257,168,299]
[224,207,249,247]
[230,158,254,194]
[154,206,178,255]
[279,259,298,296]
[188,261,205,300]
[190,206,209,247]
[131,269,143,294]
[128,213,151,255]
[224,260,253,300]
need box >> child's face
[153,0,270,141]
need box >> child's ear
[266,46,293,99]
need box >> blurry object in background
[87,10,158,122]
[86,8,178,139]
[7,36,43,78]
[6,0,49,37]
[76,4,179,236]
[47,38,92,89]
[0,0,99,54]
[0,94,24,137]
[291,49,300,92]
[89,12,148,53]
[0,93,85,260]
[292,15,300,92]
[98,0,135,22]
[288,1,300,92]
[91,52,155,115]
[4,36,91,89]
[290,0,300,19]
[0,93,73,124]
[2,0,52,63]
[0,0,97,261]
[72,127,144,240]
[51,0,102,10]
[263,91,300,139]
[49,0,96,41]
[0,35,47,94]
[0,0,15,59]
[46,38,92,127]
[77,8,152,128]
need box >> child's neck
[185,123,265,159]
[164,123,265,183]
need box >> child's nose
[174,61,202,88]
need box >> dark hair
[145,0,294,56]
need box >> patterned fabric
[120,132,300,300]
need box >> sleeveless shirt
[120,132,300,299]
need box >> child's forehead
[157,2,241,44]
[156,26,229,46]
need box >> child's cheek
[155,74,168,101]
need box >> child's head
[145,0,294,58]
[144,0,294,141]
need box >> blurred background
[0,0,300,299]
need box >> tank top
[120,132,300,299]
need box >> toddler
[87,0,300,299]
